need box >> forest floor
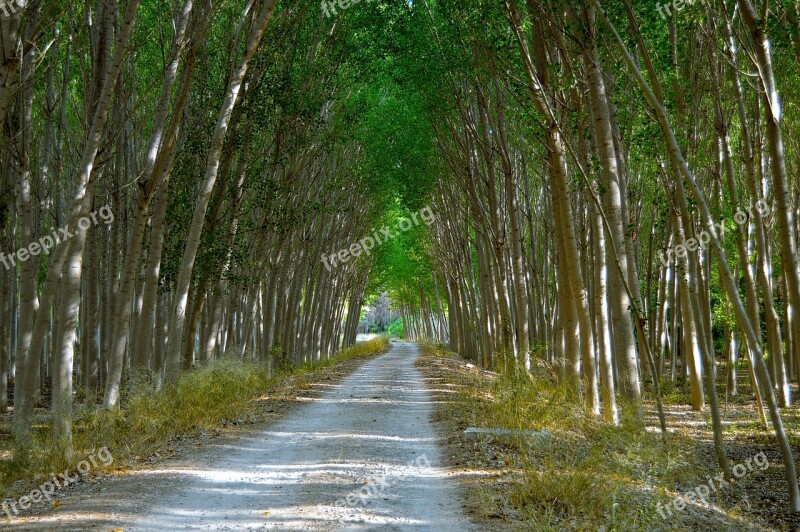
[0,341,473,530]
[418,344,800,531]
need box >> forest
[1,0,800,529]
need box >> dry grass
[0,336,390,500]
[417,342,781,531]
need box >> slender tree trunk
[582,4,640,399]
[737,0,800,407]
[595,1,797,507]
[166,0,277,379]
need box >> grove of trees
[2,0,800,517]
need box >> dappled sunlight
[293,396,437,406]
[261,431,434,444]
[0,344,471,531]
[118,343,475,530]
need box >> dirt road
[8,342,473,531]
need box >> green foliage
[387,317,404,337]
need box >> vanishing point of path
[131,341,471,531]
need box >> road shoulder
[2,347,388,531]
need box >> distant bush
[387,317,404,338]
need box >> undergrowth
[419,341,759,531]
[0,336,390,500]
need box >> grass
[418,341,765,531]
[0,336,390,500]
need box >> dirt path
[8,342,473,531]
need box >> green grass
[0,336,390,499]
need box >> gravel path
[117,341,472,531]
